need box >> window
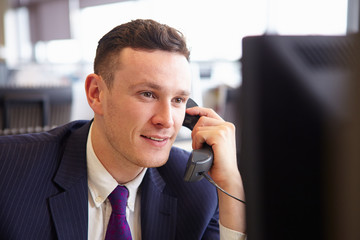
[4,0,349,66]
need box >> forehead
[114,48,192,93]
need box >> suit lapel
[48,122,91,240]
[141,168,178,240]
[47,121,178,240]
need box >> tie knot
[108,185,129,215]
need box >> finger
[192,122,236,150]
[193,116,224,129]
[191,127,214,150]
[190,117,229,149]
[190,118,222,147]
[186,106,223,120]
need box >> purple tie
[105,185,132,240]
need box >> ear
[85,73,106,115]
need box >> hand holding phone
[182,98,214,182]
[182,98,246,204]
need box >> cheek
[174,109,186,130]
[113,102,152,128]
[103,99,134,134]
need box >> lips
[141,135,168,142]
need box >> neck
[90,121,144,184]
[102,159,144,184]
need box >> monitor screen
[239,34,360,240]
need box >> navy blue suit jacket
[0,121,219,240]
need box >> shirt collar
[86,123,147,211]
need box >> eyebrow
[129,82,191,96]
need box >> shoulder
[157,146,218,201]
[169,146,191,164]
[158,146,190,177]
[0,120,90,145]
[0,120,91,163]
[0,120,91,185]
[153,147,219,230]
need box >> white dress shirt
[86,124,246,240]
[87,125,145,240]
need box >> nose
[151,101,174,128]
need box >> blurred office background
[0,0,357,134]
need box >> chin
[132,142,173,167]
[138,152,170,168]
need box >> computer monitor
[239,34,360,240]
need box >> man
[0,19,245,239]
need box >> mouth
[141,135,169,142]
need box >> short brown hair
[94,19,190,89]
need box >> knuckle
[220,122,235,138]
[226,122,236,131]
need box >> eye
[173,97,185,104]
[141,91,155,98]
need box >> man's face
[93,48,191,169]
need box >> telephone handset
[182,99,246,204]
[182,98,214,182]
